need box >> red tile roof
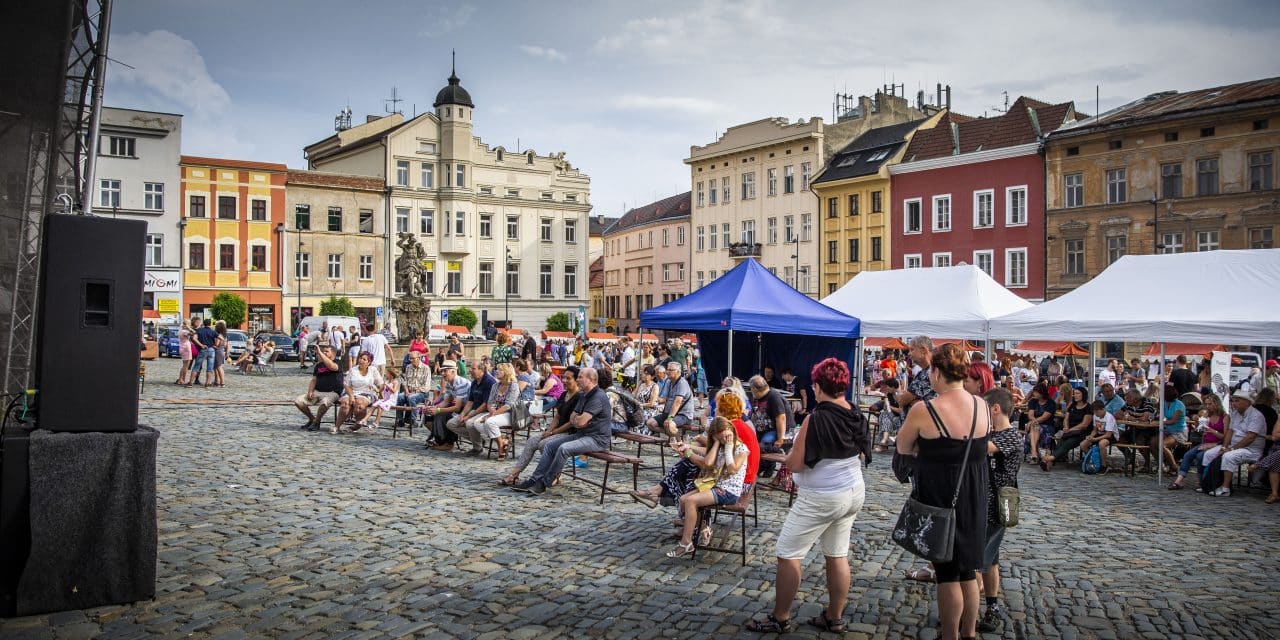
[604,192,690,235]
[181,155,288,172]
[1055,76,1280,136]
[902,97,1077,162]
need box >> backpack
[1081,444,1102,474]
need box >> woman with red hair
[964,362,995,396]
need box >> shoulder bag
[891,396,978,564]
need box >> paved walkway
[2,358,1277,639]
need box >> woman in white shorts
[746,358,870,635]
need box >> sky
[105,0,1280,219]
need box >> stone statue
[391,232,432,342]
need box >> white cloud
[419,4,476,38]
[109,30,231,115]
[613,94,719,115]
[519,45,568,62]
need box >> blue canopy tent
[639,259,861,388]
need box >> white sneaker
[1210,487,1232,497]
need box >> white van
[297,316,362,336]
[1228,351,1263,387]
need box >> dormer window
[527,151,535,165]
[496,148,504,162]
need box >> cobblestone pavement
[2,358,1278,639]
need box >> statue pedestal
[390,296,430,343]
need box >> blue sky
[105,0,1280,219]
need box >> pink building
[601,192,691,333]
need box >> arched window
[496,148,504,162]
[527,151,535,165]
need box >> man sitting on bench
[514,367,612,496]
[395,350,433,430]
[293,345,342,431]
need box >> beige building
[283,170,388,330]
[601,192,691,333]
[303,66,592,333]
[687,92,928,297]
[588,215,617,263]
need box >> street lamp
[1150,196,1160,253]
[177,218,187,321]
[296,237,305,331]
[504,246,512,329]
[790,237,801,292]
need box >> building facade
[283,170,388,331]
[1044,77,1280,298]
[588,255,604,331]
[687,92,927,297]
[891,98,1079,301]
[812,114,943,294]
[588,215,617,263]
[304,67,591,334]
[92,107,184,325]
[601,192,691,333]
[180,156,288,332]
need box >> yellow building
[812,113,944,294]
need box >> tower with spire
[434,50,474,171]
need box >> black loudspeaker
[37,215,146,432]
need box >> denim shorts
[710,487,739,506]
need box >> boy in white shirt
[1079,400,1120,473]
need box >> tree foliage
[450,306,478,331]
[210,292,247,328]
[319,295,356,317]
[545,311,571,333]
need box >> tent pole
[1088,341,1096,401]
[1158,341,1166,485]
[855,338,865,402]
[727,329,734,380]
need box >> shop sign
[144,270,180,292]
[157,299,180,313]
[249,305,274,314]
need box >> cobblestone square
[2,358,1278,640]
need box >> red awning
[1142,342,1223,358]
[142,309,161,320]
[933,338,982,351]
[863,337,909,350]
[626,333,660,342]
[586,332,618,342]
[432,324,472,336]
[1010,340,1088,357]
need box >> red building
[888,98,1080,301]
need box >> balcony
[728,242,762,259]
[438,234,472,255]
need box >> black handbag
[891,397,978,564]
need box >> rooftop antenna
[384,86,403,115]
[333,104,353,131]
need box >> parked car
[226,330,249,359]
[158,327,182,358]
[263,334,296,361]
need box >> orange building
[180,156,288,332]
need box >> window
[1065,239,1085,275]
[783,165,795,193]
[294,252,310,279]
[145,234,163,267]
[189,195,206,218]
[801,162,812,191]
[696,271,704,289]
[871,191,883,213]
[327,254,341,278]
[104,136,135,157]
[708,179,717,205]
[660,228,669,247]
[767,218,777,244]
[455,164,466,188]
[98,179,121,208]
[871,236,882,261]
[798,266,809,292]
[446,262,461,295]
[827,197,838,218]
[442,164,451,187]
[848,194,859,216]
[972,190,994,228]
[565,220,577,243]
[904,254,922,269]
[1006,187,1027,225]
[354,209,371,234]
[1255,119,1270,131]
[479,213,493,238]
[904,198,922,233]
[1160,232,1184,254]
[1165,132,1179,142]
[1066,146,1080,156]
[1064,173,1083,208]
[827,241,838,263]
[1161,163,1183,199]
[933,253,952,267]
[783,215,795,243]
[418,141,437,154]
[291,204,309,230]
[564,264,577,297]
[453,211,465,236]
[801,213,812,242]
[1109,140,1122,150]
[709,270,717,281]
[973,250,993,276]
[478,262,493,295]
[741,219,756,245]
[742,172,756,200]
[784,266,795,287]
[506,262,520,296]
[219,243,236,270]
[506,215,518,240]
[1248,152,1273,191]
[188,243,205,270]
[1200,126,1215,137]
[396,160,409,186]
[1249,227,1274,249]
[709,226,718,250]
[1197,230,1220,252]
[540,218,553,242]
[527,151,535,165]
[721,176,730,204]
[721,223,729,247]
[420,163,434,188]
[420,209,435,235]
[677,226,685,246]
[848,238,860,262]
[1107,235,1127,264]
[495,148,504,162]
[696,226,705,251]
[144,182,164,210]
[249,245,266,272]
[663,264,671,282]
[1005,248,1027,287]
[696,181,704,207]
[767,168,777,196]
[1196,158,1219,196]
[539,263,553,296]
[1106,169,1127,204]
[218,196,236,219]
[932,195,952,231]
[506,188,519,198]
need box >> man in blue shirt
[446,362,495,455]
[1099,383,1125,416]
[191,319,220,388]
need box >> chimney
[937,83,942,109]
[945,85,952,111]
[917,90,925,110]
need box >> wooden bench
[692,484,757,566]
[1110,444,1144,477]
[569,450,642,504]
[755,452,796,506]
[615,431,668,473]
[320,404,417,438]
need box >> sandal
[745,614,794,633]
[497,437,509,461]
[1266,495,1280,505]
[499,474,519,486]
[698,525,713,546]
[629,490,658,509]
[665,541,695,558]
[1167,481,1182,490]
[903,565,936,582]
[808,613,846,633]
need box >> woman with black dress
[896,343,991,640]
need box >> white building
[303,67,592,333]
[92,107,184,325]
